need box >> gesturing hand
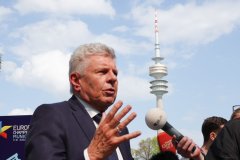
[87,101,141,160]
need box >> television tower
[149,10,168,110]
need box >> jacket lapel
[68,95,96,141]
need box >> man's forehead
[85,55,117,68]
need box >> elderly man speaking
[25,43,141,160]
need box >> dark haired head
[202,116,227,143]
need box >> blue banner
[0,115,32,160]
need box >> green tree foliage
[132,136,160,160]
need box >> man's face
[78,55,118,111]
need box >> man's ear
[69,72,81,92]
[209,132,217,141]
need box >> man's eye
[98,70,107,74]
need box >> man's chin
[104,96,116,103]
[95,98,115,111]
[104,99,115,106]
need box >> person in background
[206,119,240,160]
[150,151,179,160]
[173,116,227,160]
[230,105,240,120]
[205,105,240,160]
[25,43,141,160]
[200,116,227,156]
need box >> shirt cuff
[84,148,90,160]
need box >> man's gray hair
[69,43,116,94]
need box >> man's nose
[107,71,117,83]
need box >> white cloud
[1,60,17,73]
[4,18,154,97]
[5,50,70,96]
[112,25,129,32]
[95,34,152,55]
[0,6,12,23]
[130,0,240,45]
[118,73,152,102]
[8,18,154,58]
[8,108,33,115]
[125,62,150,76]
[14,0,115,17]
[10,19,93,57]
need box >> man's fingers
[104,101,123,123]
[110,105,133,129]
[104,102,134,129]
[117,131,141,141]
[117,112,136,132]
[115,105,132,122]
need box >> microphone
[161,121,183,142]
[160,121,196,153]
[145,108,183,141]
[145,108,196,152]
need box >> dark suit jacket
[25,95,134,160]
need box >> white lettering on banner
[13,125,29,131]
[12,125,30,142]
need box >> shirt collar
[75,96,99,118]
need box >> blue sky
[1,0,240,149]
